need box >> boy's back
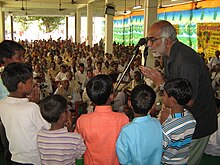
[161,78,196,164]
[162,109,196,164]
[116,115,162,165]
[37,127,85,165]
[37,94,86,165]
[75,105,128,165]
[0,97,49,164]
[75,74,129,165]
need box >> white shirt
[205,113,220,156]
[55,72,66,82]
[209,57,220,69]
[0,97,50,164]
[75,71,87,85]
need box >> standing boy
[161,78,196,164]
[75,74,129,165]
[116,84,163,165]
[37,94,86,164]
[0,62,50,164]
[0,40,25,100]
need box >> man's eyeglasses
[147,37,164,45]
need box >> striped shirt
[37,127,86,165]
[162,109,196,165]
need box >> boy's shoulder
[38,127,84,142]
[123,116,161,130]
[0,97,39,111]
[163,110,196,133]
[78,111,128,120]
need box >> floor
[0,151,219,165]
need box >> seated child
[116,84,163,165]
[75,74,129,165]
[0,62,50,164]
[161,78,196,164]
[37,94,86,165]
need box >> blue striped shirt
[162,109,196,165]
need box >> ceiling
[0,0,198,17]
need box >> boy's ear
[170,96,178,104]
[109,93,114,102]
[128,100,132,109]
[2,57,10,64]
[17,81,24,90]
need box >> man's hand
[139,65,165,85]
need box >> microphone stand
[143,46,148,66]
[114,47,140,92]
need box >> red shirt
[75,105,129,165]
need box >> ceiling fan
[192,0,202,10]
[158,0,166,9]
[71,0,79,4]
[59,0,64,11]
[123,0,127,14]
[20,0,29,15]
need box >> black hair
[96,61,102,65]
[0,40,25,64]
[1,62,32,92]
[79,63,85,67]
[86,74,113,105]
[40,94,68,123]
[60,64,67,68]
[164,78,192,105]
[134,71,141,77]
[131,84,156,115]
[109,72,119,83]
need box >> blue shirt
[116,115,163,165]
[0,78,8,100]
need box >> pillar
[0,5,5,42]
[104,0,114,54]
[75,10,81,44]
[10,15,14,41]
[66,16,68,40]
[87,3,93,46]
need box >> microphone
[133,37,148,53]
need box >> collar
[171,112,184,118]
[133,115,151,122]
[5,96,29,103]
[170,109,187,118]
[94,105,113,113]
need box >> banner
[197,23,220,58]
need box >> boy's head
[86,74,113,105]
[0,40,25,65]
[96,61,102,70]
[66,71,73,81]
[134,71,142,82]
[40,94,68,123]
[163,78,192,107]
[87,69,93,79]
[61,77,69,90]
[60,64,67,73]
[131,84,156,115]
[79,63,85,72]
[1,62,33,95]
